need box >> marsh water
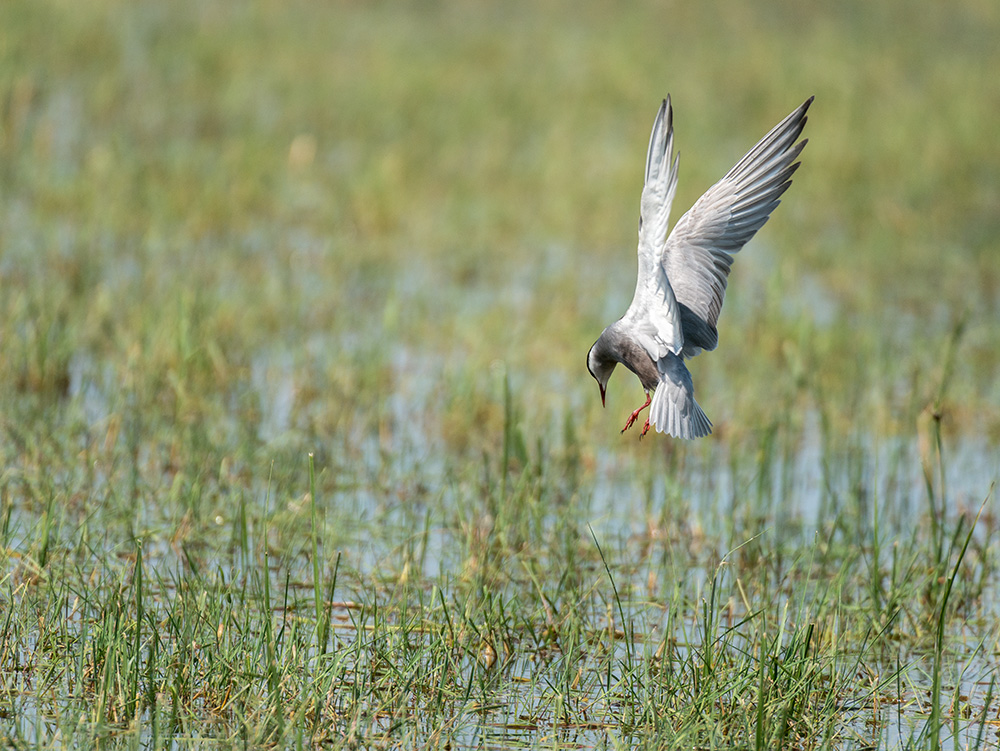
[12,346,985,748]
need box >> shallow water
[11,293,999,749]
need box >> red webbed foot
[621,392,652,434]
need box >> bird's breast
[617,336,661,392]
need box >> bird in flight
[587,95,812,439]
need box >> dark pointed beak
[599,383,606,408]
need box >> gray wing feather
[663,97,812,351]
[623,96,684,361]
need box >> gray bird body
[587,95,812,439]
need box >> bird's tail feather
[649,356,713,439]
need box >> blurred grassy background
[2,0,999,494]
[3,0,998,465]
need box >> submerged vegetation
[1,0,998,747]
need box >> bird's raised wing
[663,97,812,351]
[622,97,684,361]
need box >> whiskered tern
[587,95,812,439]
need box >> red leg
[639,417,651,439]
[621,392,652,433]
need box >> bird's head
[586,338,616,408]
